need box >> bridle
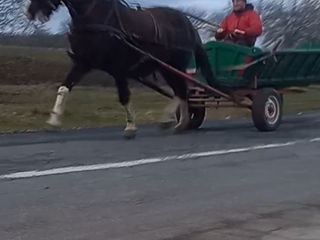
[84,0,98,17]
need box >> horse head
[27,0,62,22]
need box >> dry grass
[0,85,168,132]
[0,45,113,86]
[1,85,320,133]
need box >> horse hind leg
[159,96,180,129]
[115,77,137,139]
[159,69,189,133]
[46,64,89,128]
[175,97,189,132]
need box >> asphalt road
[1,112,320,240]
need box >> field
[1,45,320,133]
[1,85,320,133]
[0,45,112,86]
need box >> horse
[27,0,215,138]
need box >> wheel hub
[265,96,280,125]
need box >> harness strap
[113,0,127,34]
[145,10,161,43]
[84,0,98,17]
[72,24,125,37]
[128,55,150,72]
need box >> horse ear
[52,0,62,6]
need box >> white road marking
[310,138,320,143]
[0,139,319,180]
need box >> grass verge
[1,85,320,133]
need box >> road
[1,112,320,240]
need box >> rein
[84,0,99,17]
[182,12,220,30]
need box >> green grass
[284,87,320,113]
[0,45,113,86]
[0,45,68,62]
[1,85,320,133]
[0,85,168,132]
[0,45,70,85]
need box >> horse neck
[63,0,118,25]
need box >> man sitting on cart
[215,0,263,47]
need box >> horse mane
[117,0,130,8]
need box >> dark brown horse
[27,0,215,138]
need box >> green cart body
[188,41,320,89]
[185,41,320,132]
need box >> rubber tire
[188,106,206,130]
[252,88,282,132]
[176,106,206,130]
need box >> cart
[179,41,320,131]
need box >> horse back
[123,7,200,50]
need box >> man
[215,0,263,47]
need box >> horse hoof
[174,127,185,134]
[124,129,137,139]
[158,121,176,130]
[174,122,189,134]
[46,113,62,127]
[46,119,61,129]
[45,122,61,132]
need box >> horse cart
[146,41,320,132]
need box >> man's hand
[217,28,225,34]
[229,29,246,39]
[234,29,246,35]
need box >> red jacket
[215,9,263,47]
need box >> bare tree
[182,0,320,49]
[0,0,44,35]
[261,0,320,48]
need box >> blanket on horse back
[71,0,199,53]
[121,6,197,51]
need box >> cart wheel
[176,106,206,130]
[280,93,284,103]
[188,106,206,129]
[252,88,282,132]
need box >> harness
[63,0,159,45]
[61,0,198,75]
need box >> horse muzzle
[27,10,36,21]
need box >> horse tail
[194,43,216,85]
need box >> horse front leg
[46,85,69,127]
[115,77,137,139]
[46,64,90,127]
